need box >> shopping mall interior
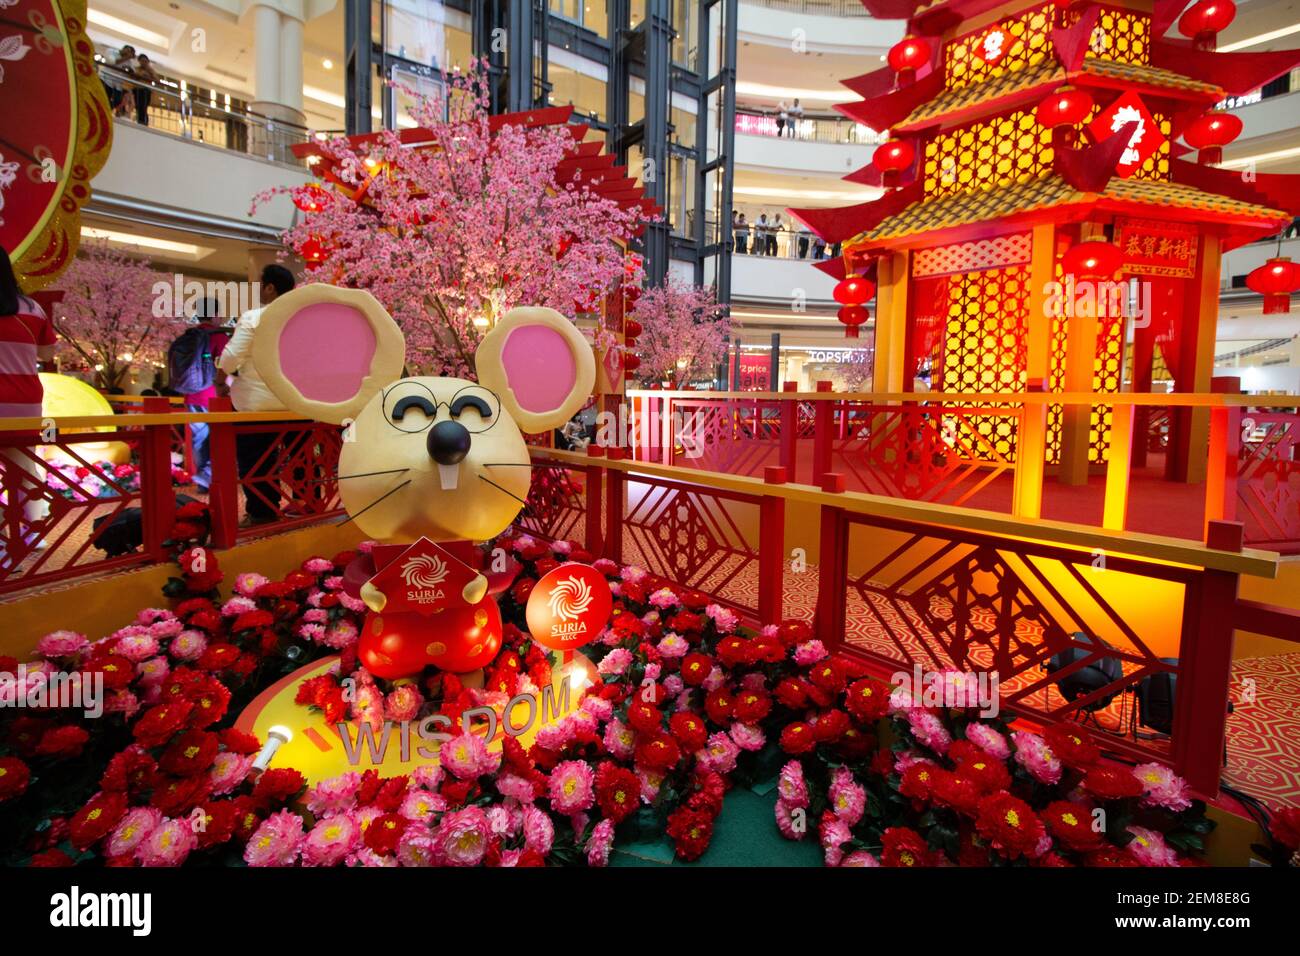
[2,0,1300,883]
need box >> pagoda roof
[850,175,1288,249]
[896,58,1224,132]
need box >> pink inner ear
[500,324,576,414]
[278,303,378,403]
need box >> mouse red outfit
[344,539,520,679]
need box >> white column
[279,15,304,115]
[252,3,282,106]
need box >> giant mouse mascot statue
[250,284,595,680]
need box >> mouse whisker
[338,479,412,525]
[326,468,411,482]
[477,474,531,510]
[481,462,535,467]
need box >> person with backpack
[167,297,228,490]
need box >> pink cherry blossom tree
[628,276,730,388]
[256,65,644,377]
[51,241,178,391]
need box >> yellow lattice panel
[923,109,1054,200]
[1084,6,1151,66]
[945,4,1055,92]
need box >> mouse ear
[252,284,405,424]
[475,306,595,434]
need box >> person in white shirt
[217,264,294,523]
[788,98,804,138]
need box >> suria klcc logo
[527,563,613,651]
[400,552,448,604]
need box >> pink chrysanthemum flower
[302,557,334,574]
[385,684,423,723]
[233,572,269,597]
[820,815,853,867]
[522,804,555,856]
[396,824,437,867]
[829,767,867,826]
[579,694,613,722]
[793,640,828,666]
[965,721,1011,759]
[1011,731,1063,785]
[436,807,491,866]
[412,764,444,791]
[135,657,170,686]
[135,608,175,626]
[906,709,952,755]
[37,630,88,659]
[107,807,162,858]
[621,565,648,584]
[841,851,881,867]
[705,604,739,634]
[302,813,360,867]
[635,767,664,803]
[656,633,689,660]
[208,751,254,795]
[603,719,636,760]
[220,597,258,617]
[305,772,362,816]
[149,619,184,640]
[775,798,807,840]
[440,732,491,781]
[648,587,680,609]
[1133,762,1193,812]
[137,817,198,867]
[1126,825,1180,866]
[729,722,766,752]
[496,773,538,804]
[169,629,208,662]
[244,809,305,867]
[778,760,809,807]
[322,621,359,649]
[586,818,616,867]
[548,760,596,814]
[596,648,633,677]
[700,732,741,774]
[399,789,446,824]
[114,634,160,663]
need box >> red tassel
[844,326,859,339]
[1263,294,1290,314]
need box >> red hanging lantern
[621,352,641,372]
[292,183,329,213]
[1061,237,1122,279]
[1035,85,1093,128]
[833,275,875,306]
[872,139,915,173]
[1178,0,1236,50]
[1247,257,1300,314]
[838,305,869,339]
[888,35,930,85]
[299,235,327,264]
[623,319,643,340]
[1183,110,1242,164]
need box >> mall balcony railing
[735,107,886,146]
[730,225,840,260]
[97,64,317,166]
[740,0,871,15]
[2,393,1296,796]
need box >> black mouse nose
[427,420,471,465]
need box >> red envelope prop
[366,537,480,616]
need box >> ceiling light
[735,81,850,103]
[322,58,334,70]
[304,85,346,109]
[81,227,213,259]
[1218,22,1300,52]
[86,10,170,50]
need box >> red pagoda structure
[793,0,1300,506]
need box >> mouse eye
[449,386,499,433]
[384,386,438,433]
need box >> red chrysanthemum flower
[975,792,1046,859]
[679,653,713,686]
[899,763,937,803]
[1085,846,1140,867]
[1044,724,1101,771]
[253,767,306,804]
[748,636,786,664]
[669,711,707,751]
[881,827,930,867]
[69,791,128,850]
[197,643,241,672]
[193,800,238,849]
[732,688,771,723]
[364,812,408,855]
[594,763,641,823]
[635,732,681,771]
[0,756,31,801]
[846,677,892,722]
[703,687,733,725]
[150,774,210,817]
[774,677,809,709]
[807,659,845,694]
[84,654,134,690]
[930,770,982,816]
[35,725,90,759]
[625,699,663,734]
[779,722,816,755]
[29,849,76,867]
[777,620,813,646]
[714,636,752,668]
[956,755,1012,794]
[1081,765,1143,801]
[220,728,261,755]
[666,806,714,861]
[1042,800,1105,852]
[159,730,220,777]
[811,709,849,743]
[132,701,194,748]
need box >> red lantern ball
[838,305,869,339]
[1061,238,1122,279]
[299,235,327,264]
[622,352,641,372]
[1035,85,1093,128]
[292,183,329,213]
[624,319,643,339]
[1179,0,1236,39]
[833,275,875,306]
[1247,257,1300,314]
[888,35,930,73]
[1184,110,1242,150]
[872,139,915,174]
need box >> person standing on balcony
[0,247,58,560]
[132,54,159,126]
[734,213,750,254]
[167,297,228,491]
[797,223,812,259]
[776,101,789,138]
[769,214,782,256]
[755,213,770,256]
[788,99,804,138]
[218,264,295,525]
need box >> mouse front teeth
[438,463,459,490]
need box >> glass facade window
[379,0,470,72]
[551,0,609,37]
[547,60,607,121]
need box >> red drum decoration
[833,275,875,306]
[1061,238,1123,279]
[1035,85,1093,128]
[1184,110,1242,164]
[872,139,915,174]
[1247,258,1300,314]
[838,305,869,339]
[1178,0,1236,48]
